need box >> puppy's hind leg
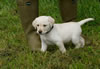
[80,36,85,48]
[72,36,81,49]
[56,42,66,53]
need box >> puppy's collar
[46,25,54,34]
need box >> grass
[0,0,100,69]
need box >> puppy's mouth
[37,31,49,35]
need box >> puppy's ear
[32,18,37,29]
[48,16,55,24]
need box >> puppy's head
[32,16,55,34]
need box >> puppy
[32,16,94,53]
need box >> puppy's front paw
[61,49,66,54]
[41,49,46,53]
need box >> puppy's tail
[78,18,94,26]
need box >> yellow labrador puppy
[32,16,94,53]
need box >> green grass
[0,0,100,69]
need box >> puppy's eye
[43,25,47,27]
[37,24,39,26]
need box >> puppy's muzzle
[38,30,42,34]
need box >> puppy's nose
[38,30,42,34]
